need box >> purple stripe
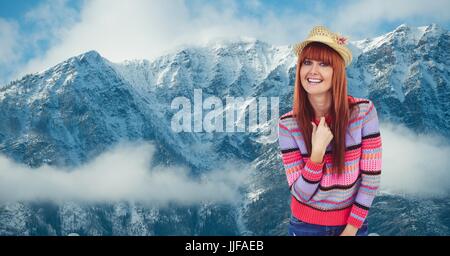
[355,191,376,208]
[278,136,297,149]
[293,175,320,202]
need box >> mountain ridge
[0,23,449,235]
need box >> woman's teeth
[307,78,323,84]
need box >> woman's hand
[339,224,358,236]
[311,116,333,156]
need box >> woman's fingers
[316,116,332,136]
[319,116,325,127]
[311,122,317,133]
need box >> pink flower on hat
[337,35,348,45]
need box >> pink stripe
[361,185,378,190]
[279,123,289,131]
[310,194,355,205]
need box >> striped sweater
[278,96,382,229]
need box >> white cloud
[4,0,450,84]
[379,122,450,198]
[0,0,79,86]
[0,18,21,85]
[333,0,450,38]
[0,123,448,205]
[0,18,20,65]
[15,0,319,80]
[0,142,251,206]
[245,0,262,10]
[23,0,79,46]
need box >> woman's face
[299,58,333,95]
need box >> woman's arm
[278,117,329,203]
[346,101,382,229]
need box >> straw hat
[293,25,352,66]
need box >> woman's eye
[303,60,311,65]
[320,62,329,67]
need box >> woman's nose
[308,63,320,74]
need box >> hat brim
[293,36,352,66]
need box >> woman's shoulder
[348,95,374,118]
[348,95,375,114]
[348,95,372,106]
[280,110,294,121]
[279,110,298,130]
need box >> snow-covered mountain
[0,23,449,235]
[349,24,450,136]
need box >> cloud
[4,0,450,85]
[23,0,79,46]
[0,142,251,206]
[379,122,450,198]
[333,0,450,38]
[15,0,319,80]
[0,122,448,206]
[0,18,21,85]
[0,0,79,86]
[0,18,20,65]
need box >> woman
[278,25,382,236]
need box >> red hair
[292,42,358,175]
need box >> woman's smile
[306,77,324,85]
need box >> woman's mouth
[306,78,323,85]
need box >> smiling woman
[278,25,382,236]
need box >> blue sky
[1,0,450,86]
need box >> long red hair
[292,42,357,176]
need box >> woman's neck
[308,92,332,119]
